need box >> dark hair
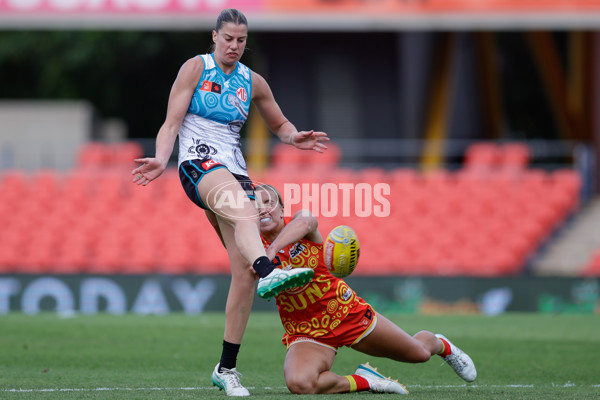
[215,8,248,32]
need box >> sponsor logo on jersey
[200,80,221,94]
[324,242,334,267]
[202,159,218,169]
[236,87,247,102]
[290,242,306,259]
[342,287,353,301]
[361,308,373,326]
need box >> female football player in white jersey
[255,184,477,395]
[131,8,328,396]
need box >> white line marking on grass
[2,387,218,393]
[2,384,599,393]
[496,385,535,388]
[402,384,599,389]
[552,381,577,387]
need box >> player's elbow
[294,210,318,233]
[300,217,318,235]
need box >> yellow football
[323,225,360,278]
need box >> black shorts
[178,158,255,210]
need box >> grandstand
[0,2,599,319]
[0,140,589,277]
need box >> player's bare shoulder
[181,56,205,77]
[251,70,270,101]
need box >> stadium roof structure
[1,0,600,30]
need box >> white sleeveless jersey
[178,54,252,176]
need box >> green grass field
[1,312,598,399]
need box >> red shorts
[283,302,377,352]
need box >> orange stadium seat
[464,143,501,171]
[111,142,144,167]
[189,246,229,274]
[77,142,110,168]
[271,143,305,169]
[52,233,91,274]
[158,241,197,274]
[311,142,341,168]
[0,248,20,273]
[0,170,30,203]
[77,141,144,170]
[271,142,342,173]
[0,227,26,273]
[31,169,62,199]
[356,167,388,185]
[123,250,159,274]
[583,251,600,277]
[87,231,127,274]
[499,142,530,171]
[14,231,58,274]
[0,138,583,277]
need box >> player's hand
[131,157,166,186]
[291,130,329,153]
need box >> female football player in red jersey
[255,184,477,395]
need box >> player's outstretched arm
[266,210,322,260]
[132,57,203,186]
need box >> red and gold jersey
[262,227,371,344]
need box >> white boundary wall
[0,100,93,171]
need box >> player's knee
[286,376,318,394]
[413,347,432,363]
[402,331,432,363]
[410,330,437,362]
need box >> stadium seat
[87,232,127,274]
[356,167,388,185]
[582,251,600,277]
[32,170,62,199]
[551,169,582,210]
[500,142,530,171]
[52,236,91,274]
[189,248,229,274]
[0,229,25,273]
[312,141,342,168]
[1,139,584,277]
[0,170,30,202]
[157,242,197,274]
[77,141,144,170]
[271,142,342,176]
[271,143,305,169]
[388,168,420,189]
[77,142,110,168]
[14,231,58,273]
[464,143,502,171]
[111,141,144,167]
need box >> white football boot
[257,267,314,299]
[211,364,250,397]
[435,334,477,382]
[355,362,409,394]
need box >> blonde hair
[254,184,284,207]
